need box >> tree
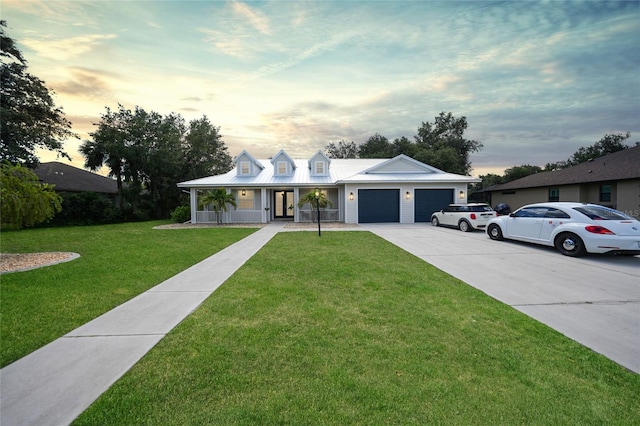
[0,21,76,167]
[200,188,237,224]
[325,140,358,159]
[358,134,393,158]
[182,116,232,179]
[297,190,333,223]
[502,164,542,183]
[414,112,483,175]
[0,162,62,228]
[546,132,634,170]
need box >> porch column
[190,188,198,224]
[261,188,268,223]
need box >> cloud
[52,67,116,100]
[232,1,271,35]
[21,34,116,61]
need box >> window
[544,208,570,219]
[315,161,325,175]
[238,189,254,209]
[574,206,630,221]
[548,188,559,202]
[600,185,611,202]
[514,207,547,218]
[239,161,250,175]
[277,161,287,175]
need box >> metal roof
[178,156,479,188]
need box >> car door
[506,207,548,240]
[440,205,457,226]
[539,208,571,242]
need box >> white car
[486,202,640,257]
[431,203,497,232]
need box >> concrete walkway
[0,222,286,426]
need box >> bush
[170,205,191,223]
[49,191,119,226]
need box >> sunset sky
[3,0,639,177]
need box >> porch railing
[298,209,339,222]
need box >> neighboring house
[33,161,120,196]
[485,146,640,219]
[177,149,479,224]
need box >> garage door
[358,189,400,223]
[414,189,453,222]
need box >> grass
[74,232,640,425]
[0,222,257,367]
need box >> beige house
[485,146,640,219]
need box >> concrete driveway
[362,223,640,373]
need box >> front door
[274,190,294,219]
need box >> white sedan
[486,202,640,257]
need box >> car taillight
[470,213,477,220]
[585,225,615,235]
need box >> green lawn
[74,232,640,425]
[0,222,257,367]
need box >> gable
[234,150,264,177]
[363,155,443,174]
[308,150,331,176]
[270,149,296,176]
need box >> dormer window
[315,161,325,175]
[277,161,288,175]
[239,161,250,175]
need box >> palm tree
[297,189,332,222]
[200,188,237,224]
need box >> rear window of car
[469,205,493,212]
[574,206,631,221]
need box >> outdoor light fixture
[241,189,246,196]
[405,191,411,200]
[459,190,465,199]
[314,187,321,237]
[349,192,354,201]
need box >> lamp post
[314,187,321,237]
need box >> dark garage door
[358,189,400,223]
[415,189,453,222]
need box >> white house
[177,149,480,224]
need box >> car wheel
[554,233,587,257]
[431,217,439,226]
[459,220,471,232]
[487,224,503,241]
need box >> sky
[2,0,639,177]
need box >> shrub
[170,205,191,223]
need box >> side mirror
[509,213,516,217]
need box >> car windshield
[574,206,632,221]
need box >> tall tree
[182,115,232,179]
[0,21,76,167]
[414,112,483,175]
[358,134,393,158]
[325,140,358,159]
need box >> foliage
[80,104,232,220]
[170,205,191,223]
[0,162,62,228]
[200,188,237,224]
[502,164,542,182]
[545,132,634,170]
[325,139,359,158]
[48,191,119,226]
[356,113,482,175]
[358,133,394,158]
[75,232,640,425]
[297,189,333,209]
[413,112,483,175]
[0,21,76,167]
[0,222,258,367]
